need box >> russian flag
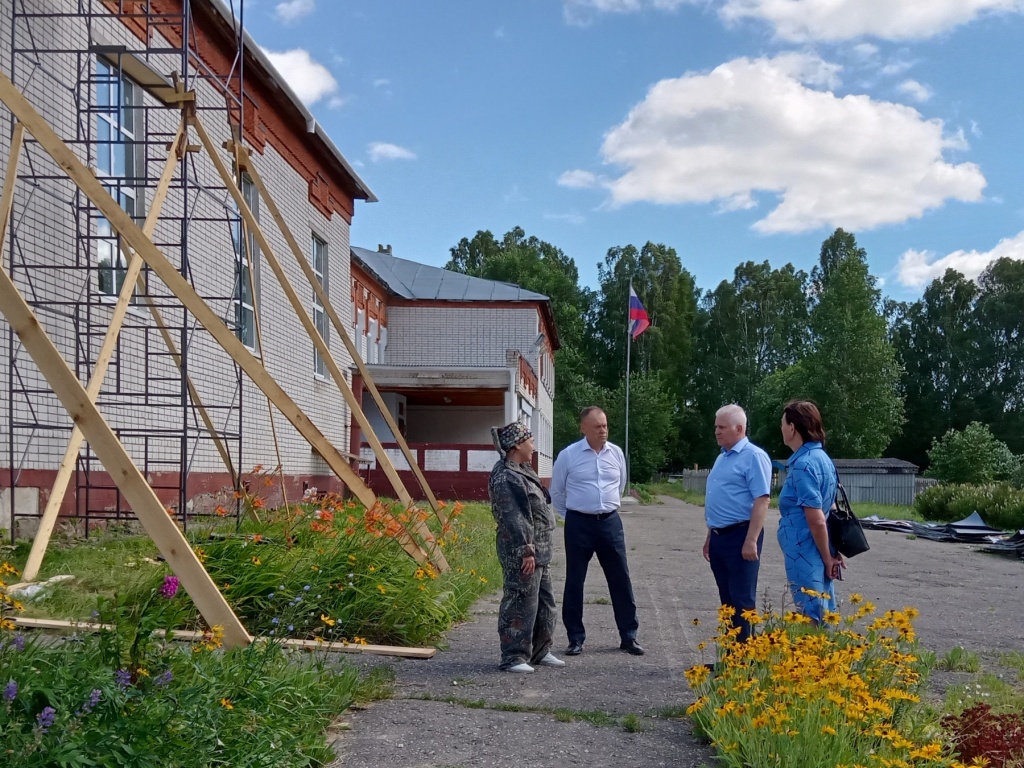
[628,285,650,340]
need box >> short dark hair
[579,405,605,423]
[782,400,826,444]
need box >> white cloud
[563,0,693,25]
[275,0,315,23]
[544,212,586,225]
[897,231,1024,287]
[565,53,985,234]
[263,48,339,106]
[368,142,417,162]
[879,59,916,77]
[719,0,1024,41]
[557,169,604,189]
[852,42,880,59]
[373,78,391,88]
[898,79,933,103]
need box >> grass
[647,481,705,506]
[937,646,982,673]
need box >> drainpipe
[507,361,518,424]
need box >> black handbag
[827,481,870,558]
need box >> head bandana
[491,421,532,455]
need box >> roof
[773,457,919,474]
[833,458,919,475]
[205,0,376,203]
[351,247,550,302]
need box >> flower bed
[685,592,970,767]
[2,564,366,767]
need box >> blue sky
[244,0,1024,301]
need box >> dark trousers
[562,510,639,645]
[498,563,556,669]
[708,522,763,642]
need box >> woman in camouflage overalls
[488,422,564,673]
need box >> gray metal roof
[351,247,550,302]
[833,458,920,474]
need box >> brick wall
[0,3,354,495]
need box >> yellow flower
[368,565,376,572]
[479,577,488,584]
[415,568,425,580]
[220,698,234,709]
[821,725,837,735]
[320,614,336,626]
[251,557,261,566]
[685,696,708,715]
[377,584,386,594]
[849,593,863,604]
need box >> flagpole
[624,282,633,494]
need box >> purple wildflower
[154,669,173,687]
[3,680,17,703]
[114,669,132,689]
[160,575,180,599]
[36,706,56,733]
[11,635,25,652]
[77,688,101,716]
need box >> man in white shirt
[550,406,643,656]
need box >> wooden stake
[0,244,251,648]
[235,151,446,525]
[22,119,184,583]
[12,616,436,658]
[0,71,427,564]
[235,147,448,570]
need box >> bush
[925,422,1020,484]
[914,483,1024,530]
[942,702,1024,767]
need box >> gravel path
[330,496,1024,768]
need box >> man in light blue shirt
[702,404,771,642]
[550,406,643,657]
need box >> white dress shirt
[550,437,627,515]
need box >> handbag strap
[830,463,853,521]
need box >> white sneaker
[536,652,566,668]
[505,662,535,673]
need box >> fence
[663,469,711,495]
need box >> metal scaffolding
[4,0,251,538]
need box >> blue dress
[777,442,838,622]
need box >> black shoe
[620,639,645,656]
[565,641,584,656]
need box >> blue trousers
[708,522,763,642]
[562,510,639,645]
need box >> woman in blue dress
[777,401,844,623]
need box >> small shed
[777,458,919,506]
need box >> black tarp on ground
[861,513,1024,559]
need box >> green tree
[606,373,674,483]
[886,269,989,467]
[589,242,698,472]
[689,261,809,465]
[751,229,904,457]
[975,257,1024,453]
[925,422,1020,484]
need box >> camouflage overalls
[488,458,557,669]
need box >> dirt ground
[329,496,1024,768]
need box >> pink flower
[160,575,180,599]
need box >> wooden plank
[235,151,445,524]
[0,122,25,269]
[12,617,436,658]
[236,149,448,571]
[0,71,386,519]
[185,118,427,565]
[22,119,184,583]
[0,240,251,649]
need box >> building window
[368,318,379,364]
[312,233,329,376]
[232,175,259,350]
[95,59,143,296]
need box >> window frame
[94,58,145,299]
[311,233,329,377]
[232,174,260,351]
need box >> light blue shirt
[704,437,772,529]
[550,437,627,516]
[779,441,837,530]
